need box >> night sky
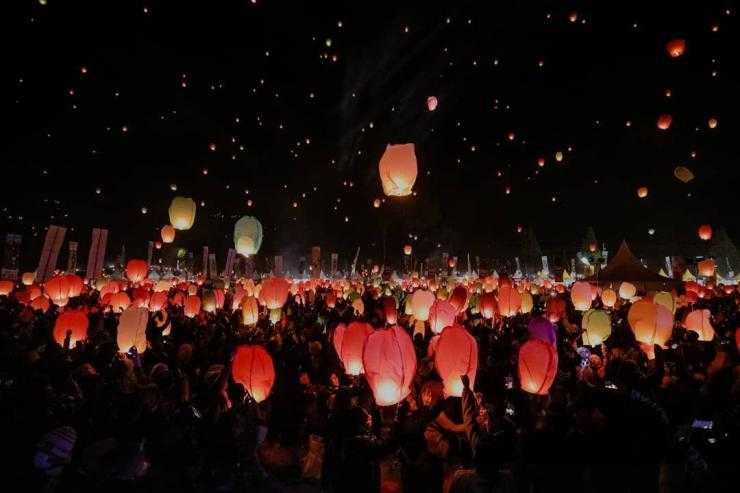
[2,1,738,270]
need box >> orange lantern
[149,291,168,312]
[409,289,435,321]
[373,198,381,208]
[637,187,648,198]
[498,284,522,317]
[479,292,498,320]
[683,309,715,341]
[448,285,468,312]
[258,277,290,310]
[707,117,718,129]
[22,272,35,286]
[428,299,457,334]
[657,114,672,130]
[53,310,89,346]
[378,143,418,197]
[117,306,149,352]
[363,326,417,406]
[161,224,176,243]
[109,292,131,313]
[126,259,149,284]
[333,321,374,375]
[697,259,715,277]
[232,345,275,403]
[45,275,71,305]
[571,282,593,311]
[31,295,51,313]
[241,296,259,325]
[698,224,712,241]
[434,325,477,397]
[628,300,674,346]
[0,280,14,296]
[601,288,617,308]
[546,297,566,323]
[618,282,637,300]
[183,295,201,318]
[518,339,558,395]
[665,38,686,58]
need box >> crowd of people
[1,273,739,493]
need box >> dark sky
[1,0,738,270]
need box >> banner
[1,233,22,280]
[208,254,217,279]
[202,246,209,277]
[37,225,67,282]
[86,228,108,281]
[274,255,284,276]
[147,241,154,266]
[541,256,549,276]
[67,241,78,273]
[664,256,672,278]
[330,253,338,276]
[223,248,236,279]
[310,246,321,278]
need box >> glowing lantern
[546,297,566,323]
[601,288,617,308]
[258,278,290,310]
[426,96,438,111]
[409,289,435,321]
[428,299,457,334]
[674,166,694,183]
[352,297,365,315]
[637,187,648,198]
[698,224,712,241]
[449,285,468,313]
[149,291,168,312]
[126,259,148,284]
[497,284,522,317]
[65,275,83,298]
[434,325,477,397]
[184,295,201,318]
[325,291,337,309]
[202,290,217,313]
[269,308,281,324]
[657,114,672,130]
[161,225,176,243]
[334,321,373,376]
[652,291,676,314]
[403,244,412,256]
[518,339,558,395]
[22,272,35,286]
[683,309,714,341]
[168,196,197,230]
[383,297,398,325]
[53,310,88,346]
[232,345,275,403]
[117,307,149,352]
[479,292,498,319]
[555,151,563,162]
[109,292,131,313]
[628,300,674,346]
[378,143,418,197]
[707,117,718,129]
[528,317,556,346]
[582,309,611,346]
[234,216,263,256]
[45,275,71,305]
[665,38,686,58]
[241,296,259,325]
[373,198,381,208]
[520,292,533,314]
[31,295,51,313]
[698,259,715,277]
[618,282,637,300]
[0,280,14,296]
[363,326,417,406]
[571,282,592,311]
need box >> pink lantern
[434,325,478,397]
[363,326,417,406]
[333,321,374,376]
[428,299,457,334]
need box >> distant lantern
[601,288,617,308]
[168,196,197,230]
[637,186,648,198]
[234,216,263,256]
[707,117,718,129]
[537,157,545,167]
[555,151,563,162]
[409,289,435,321]
[184,295,201,318]
[674,166,694,183]
[53,310,89,346]
[697,258,716,277]
[426,96,438,111]
[479,292,498,319]
[528,317,556,346]
[258,277,290,310]
[683,309,715,341]
[241,296,259,325]
[378,143,418,197]
[628,300,674,346]
[22,272,35,286]
[582,309,611,346]
[232,345,275,403]
[434,325,478,397]
[126,259,148,284]
[618,282,637,300]
[383,296,398,325]
[373,198,381,208]
[498,284,522,317]
[117,306,149,352]
[657,114,673,130]
[428,299,457,334]
[334,321,373,375]
[0,280,14,296]
[403,244,412,256]
[363,326,417,406]
[518,339,558,395]
[665,38,686,58]
[698,224,712,241]
[571,281,593,311]
[161,225,176,243]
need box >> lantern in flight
[637,187,648,198]
[434,325,478,397]
[168,196,197,230]
[160,225,176,243]
[707,117,718,129]
[428,299,457,334]
[378,143,418,197]
[698,224,712,241]
[0,280,14,296]
[22,272,35,286]
[628,300,674,346]
[333,321,373,376]
[657,114,672,130]
[234,216,263,256]
[363,326,417,406]
[403,244,412,256]
[665,38,686,58]
[674,166,694,183]
[426,96,438,111]
[697,259,716,277]
[53,310,89,346]
[232,345,275,403]
[518,339,558,395]
[184,295,201,318]
[126,259,148,284]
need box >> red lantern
[698,224,712,241]
[232,345,275,403]
[325,291,337,309]
[53,310,89,346]
[426,96,438,111]
[637,187,648,198]
[448,285,468,312]
[518,339,558,395]
[428,299,456,334]
[45,275,71,305]
[657,114,672,130]
[479,292,498,320]
[0,280,14,296]
[258,277,290,310]
[363,326,417,406]
[333,321,373,376]
[546,297,566,323]
[497,284,522,317]
[434,325,478,397]
[31,295,51,313]
[184,295,201,318]
[126,259,149,284]
[160,224,176,243]
[109,292,131,313]
[149,291,168,312]
[628,300,674,346]
[665,38,686,58]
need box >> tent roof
[586,240,675,285]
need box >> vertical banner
[570,258,576,276]
[202,246,209,277]
[223,248,236,279]
[603,250,609,266]
[86,228,109,281]
[466,253,471,275]
[664,256,672,278]
[298,256,307,277]
[310,246,321,278]
[147,241,154,266]
[330,253,338,276]
[1,233,22,280]
[36,225,67,282]
[541,256,549,276]
[441,252,449,272]
[67,241,78,273]
[208,254,217,279]
[273,255,284,276]
[514,257,521,275]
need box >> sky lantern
[161,224,176,243]
[22,272,35,286]
[378,143,418,197]
[31,295,51,313]
[117,306,149,352]
[628,300,674,346]
[665,38,686,58]
[45,275,71,305]
[373,198,381,208]
[403,244,412,256]
[126,259,148,283]
[325,291,337,309]
[184,295,201,318]
[498,284,522,317]
[0,280,14,296]
[409,289,435,321]
[149,291,168,312]
[582,309,611,346]
[546,297,566,322]
[698,224,712,241]
[363,325,417,406]
[334,321,373,375]
[601,288,617,308]
[53,310,88,346]
[63,274,83,298]
[258,277,290,310]
[479,292,498,319]
[241,296,259,325]
[383,296,398,325]
[109,292,131,313]
[428,299,457,334]
[426,95,438,111]
[448,285,468,313]
[234,216,263,256]
[518,339,558,395]
[673,166,694,183]
[232,345,275,403]
[652,291,676,314]
[520,291,533,314]
[528,317,556,346]
[683,309,714,341]
[618,282,637,300]
[202,290,217,313]
[707,117,718,129]
[697,258,716,277]
[434,325,478,397]
[571,281,593,311]
[555,151,563,162]
[168,196,196,230]
[657,114,672,130]
[637,186,648,198]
